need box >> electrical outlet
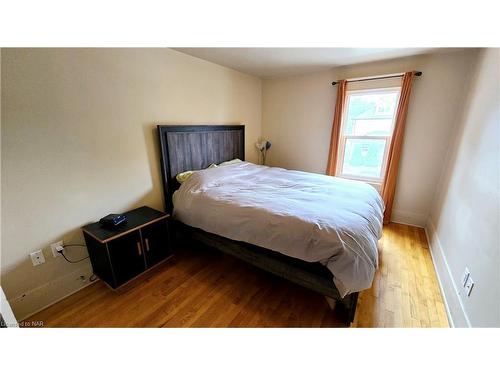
[461,267,470,287]
[30,250,45,266]
[465,276,474,297]
[50,240,64,257]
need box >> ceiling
[174,48,440,78]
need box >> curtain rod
[331,71,422,86]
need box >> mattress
[173,161,384,297]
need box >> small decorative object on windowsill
[255,140,272,165]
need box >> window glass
[341,138,387,179]
[344,92,399,136]
[336,88,400,182]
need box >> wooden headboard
[157,125,245,213]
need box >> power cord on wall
[55,244,98,283]
[56,244,89,264]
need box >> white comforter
[173,161,384,297]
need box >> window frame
[335,86,401,188]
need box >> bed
[157,125,384,324]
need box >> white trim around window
[335,87,401,189]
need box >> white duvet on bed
[173,161,384,297]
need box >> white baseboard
[391,209,427,228]
[425,218,471,327]
[8,263,97,322]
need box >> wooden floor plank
[25,223,449,328]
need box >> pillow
[176,170,194,184]
[175,163,218,184]
[218,158,242,167]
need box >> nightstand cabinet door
[141,219,170,268]
[107,230,146,287]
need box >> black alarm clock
[99,214,127,229]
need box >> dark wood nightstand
[82,206,171,289]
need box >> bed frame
[157,125,358,325]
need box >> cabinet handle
[136,242,142,256]
[145,238,150,252]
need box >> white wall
[1,48,262,320]
[262,49,479,227]
[426,49,500,327]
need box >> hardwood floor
[27,223,449,328]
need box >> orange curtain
[325,80,347,176]
[381,71,416,224]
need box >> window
[336,87,401,187]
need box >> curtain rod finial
[331,81,338,86]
